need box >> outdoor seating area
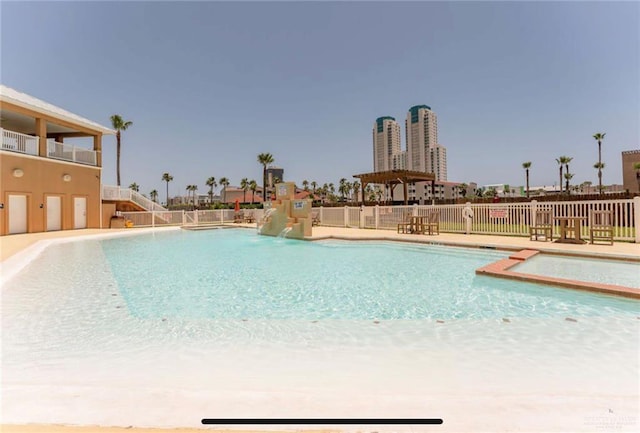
[529,210,553,241]
[589,209,614,245]
[397,211,440,235]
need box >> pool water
[2,228,638,430]
[512,254,640,289]
[99,229,638,320]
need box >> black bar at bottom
[202,418,443,425]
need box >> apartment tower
[405,104,439,176]
[372,116,401,172]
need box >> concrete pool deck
[1,226,639,433]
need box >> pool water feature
[2,228,638,431]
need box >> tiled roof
[0,84,115,135]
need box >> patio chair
[589,210,614,245]
[529,210,553,241]
[233,211,244,223]
[311,211,321,226]
[244,211,255,223]
[425,211,440,235]
[397,212,413,234]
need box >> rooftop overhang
[0,84,115,136]
[353,169,436,185]
[353,170,436,205]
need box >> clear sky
[2,1,638,197]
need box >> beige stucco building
[0,85,114,235]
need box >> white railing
[102,185,168,212]
[119,209,266,228]
[121,211,184,227]
[1,128,39,156]
[47,140,97,165]
[315,198,638,242]
[111,198,639,242]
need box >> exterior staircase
[102,185,168,212]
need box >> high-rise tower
[405,105,439,174]
[372,116,401,172]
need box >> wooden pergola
[353,170,436,205]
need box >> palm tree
[186,185,193,207]
[352,181,360,202]
[150,189,158,203]
[128,182,139,192]
[240,178,249,203]
[594,162,605,193]
[593,132,606,194]
[522,162,531,198]
[110,115,133,186]
[563,157,573,195]
[310,181,318,194]
[556,156,570,194]
[249,180,258,204]
[191,185,198,208]
[161,172,173,206]
[257,153,275,201]
[564,172,574,194]
[634,162,640,192]
[205,177,216,205]
[219,177,230,203]
[302,180,309,191]
[338,178,347,201]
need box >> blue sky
[2,1,638,197]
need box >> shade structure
[353,169,436,205]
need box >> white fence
[314,198,639,242]
[120,209,265,228]
[47,140,97,166]
[1,128,39,156]
[116,198,639,242]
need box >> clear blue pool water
[98,228,638,320]
[512,254,640,289]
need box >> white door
[8,194,28,234]
[74,197,87,229]
[46,196,62,231]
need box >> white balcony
[1,128,39,156]
[47,140,97,166]
[1,128,97,166]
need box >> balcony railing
[47,140,97,166]
[102,185,168,212]
[1,128,39,156]
[1,128,97,166]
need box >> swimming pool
[2,228,639,431]
[100,229,637,320]
[512,254,640,289]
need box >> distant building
[219,186,264,204]
[622,149,640,192]
[372,116,401,172]
[405,105,439,174]
[266,167,284,188]
[430,144,447,181]
[392,151,407,170]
